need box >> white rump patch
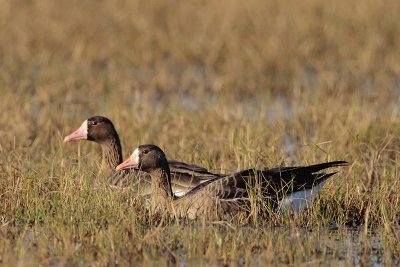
[280,180,328,213]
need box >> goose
[63,116,222,195]
[116,144,347,220]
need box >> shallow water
[19,224,398,266]
[173,225,398,266]
[314,228,387,267]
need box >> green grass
[1,0,400,265]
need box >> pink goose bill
[63,120,88,142]
[116,148,139,171]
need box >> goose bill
[63,120,88,142]
[116,155,139,171]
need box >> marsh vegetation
[0,0,400,265]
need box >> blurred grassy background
[1,0,400,265]
[0,0,399,162]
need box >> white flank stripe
[173,191,186,197]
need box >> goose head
[116,144,168,173]
[64,116,118,144]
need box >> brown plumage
[64,116,223,195]
[116,144,347,220]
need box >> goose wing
[168,160,224,187]
[183,161,347,200]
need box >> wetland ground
[1,0,400,265]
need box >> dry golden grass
[0,0,400,265]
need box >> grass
[0,0,400,265]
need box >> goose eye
[92,121,98,126]
[142,149,149,155]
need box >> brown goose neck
[149,166,174,207]
[99,135,123,171]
